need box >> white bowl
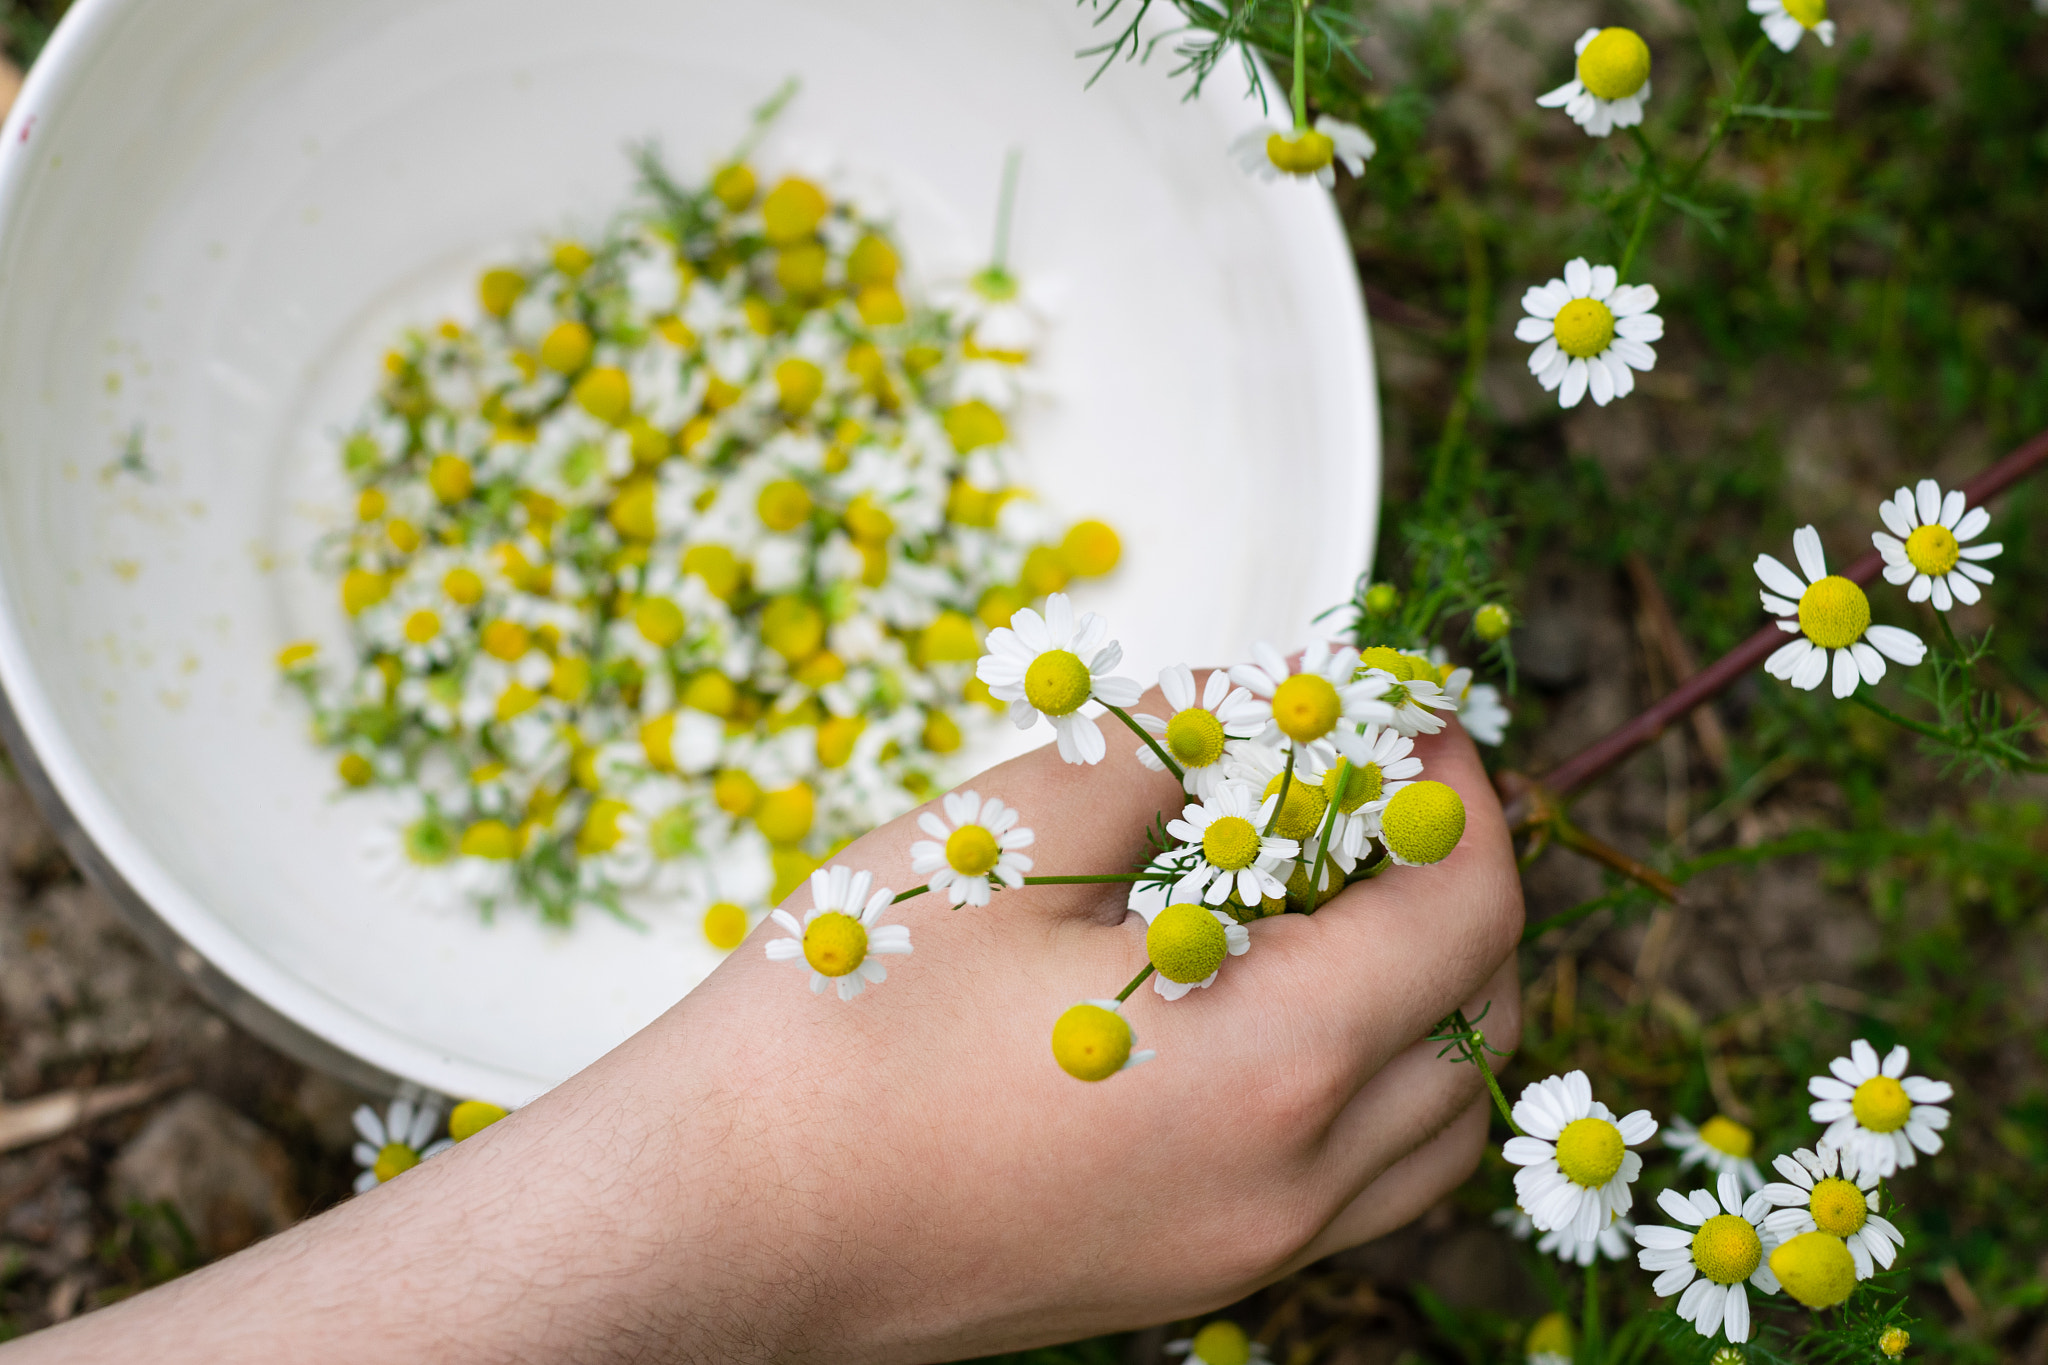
[0,0,1378,1106]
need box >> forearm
[6,1030,779,1365]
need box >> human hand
[9,674,1521,1365]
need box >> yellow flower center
[1061,519,1122,577]
[755,783,816,844]
[1904,522,1960,576]
[1265,127,1335,175]
[1809,1177,1869,1237]
[1322,760,1384,813]
[1770,1231,1856,1309]
[1271,673,1341,743]
[1699,1114,1755,1158]
[774,357,825,414]
[943,400,1007,452]
[443,567,484,605]
[1188,1321,1252,1365]
[1692,1213,1763,1285]
[373,1142,420,1183]
[539,321,593,373]
[1552,297,1617,360]
[1852,1075,1912,1133]
[757,478,813,532]
[1797,575,1871,650]
[1783,0,1827,29]
[1165,708,1227,768]
[1879,1327,1911,1358]
[1554,1116,1626,1187]
[1525,1312,1574,1359]
[1577,27,1652,101]
[761,177,828,245]
[702,902,750,951]
[403,817,455,867]
[478,268,525,318]
[458,819,519,860]
[1146,902,1229,984]
[449,1100,508,1142]
[636,597,686,648]
[1023,649,1093,717]
[945,824,1001,877]
[1202,815,1262,872]
[428,453,474,502]
[482,619,530,660]
[1262,773,1329,841]
[403,609,442,644]
[1051,1003,1133,1082]
[577,798,631,855]
[802,911,869,977]
[761,595,825,662]
[1379,780,1467,865]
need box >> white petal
[1793,525,1828,584]
[1765,637,1812,680]
[1938,487,1966,528]
[1589,264,1618,300]
[1913,479,1942,527]
[1516,315,1556,342]
[1659,1187,1706,1225]
[1588,354,1616,405]
[1614,312,1664,341]
[1865,625,1925,664]
[1947,572,1980,605]
[1791,645,1830,690]
[1930,576,1953,612]
[1953,505,1990,541]
[1523,281,1570,319]
[1559,358,1589,408]
[1564,257,1593,297]
[1755,553,1808,600]
[1851,641,1885,686]
[1723,1283,1750,1343]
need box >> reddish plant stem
[1502,427,2048,826]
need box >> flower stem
[1614,33,1769,281]
[1104,703,1185,780]
[1301,759,1348,913]
[1849,691,1950,744]
[1290,0,1309,133]
[1474,1034,1522,1136]
[1444,1008,1523,1135]
[890,883,932,904]
[990,148,1022,272]
[1264,747,1297,837]
[1115,963,1156,1003]
[1583,1258,1602,1365]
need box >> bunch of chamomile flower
[280,146,1119,931]
[756,591,1492,1074]
[1484,1040,1947,1353]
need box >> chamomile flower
[1664,1115,1765,1194]
[1518,259,1662,409]
[1806,1038,1952,1177]
[1873,478,2001,611]
[1352,647,1459,737]
[1229,638,1392,762]
[976,592,1143,764]
[1750,0,1835,51]
[1757,527,1926,698]
[908,788,1034,907]
[1320,725,1420,862]
[1538,28,1654,138]
[1140,900,1251,1000]
[1051,999,1155,1080]
[1760,1145,1904,1280]
[1377,780,1468,867]
[1230,115,1376,188]
[763,865,912,1001]
[1134,664,1268,799]
[1166,781,1300,908]
[1167,1319,1269,1365]
[1503,1070,1655,1243]
[1633,1173,1780,1344]
[1460,681,1511,745]
[361,796,465,912]
[351,1097,453,1194]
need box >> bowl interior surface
[0,0,1377,1105]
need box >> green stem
[1290,0,1309,133]
[991,148,1022,271]
[1615,34,1769,280]
[1115,963,1156,1003]
[1263,747,1297,836]
[1301,759,1348,912]
[1936,609,1965,658]
[1583,1259,1601,1365]
[1104,703,1185,781]
[1850,692,1952,745]
[1475,1032,1523,1136]
[891,883,932,904]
